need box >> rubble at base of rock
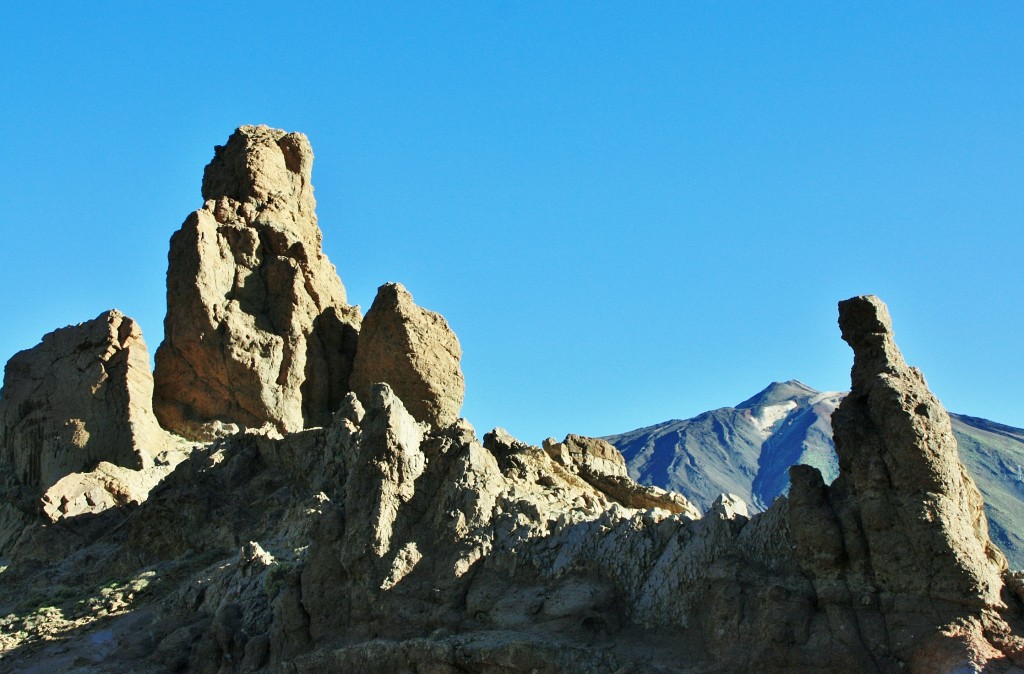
[0,127,1022,674]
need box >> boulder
[153,125,361,440]
[0,310,170,492]
[349,283,464,428]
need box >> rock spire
[789,294,1011,671]
[152,125,361,439]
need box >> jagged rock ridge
[0,128,1021,673]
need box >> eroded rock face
[0,310,169,492]
[834,295,1006,604]
[41,460,177,522]
[153,125,361,440]
[349,282,464,428]
[789,295,1013,671]
[3,124,1023,674]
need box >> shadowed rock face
[832,295,1006,604]
[153,125,361,440]
[790,295,1014,671]
[0,310,169,493]
[349,282,464,429]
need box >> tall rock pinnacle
[153,125,361,439]
[833,295,1006,605]
[790,295,1011,671]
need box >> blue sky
[1,3,1022,443]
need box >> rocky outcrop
[4,293,1023,673]
[153,125,361,440]
[543,434,701,516]
[349,282,464,428]
[2,122,1023,674]
[41,457,187,523]
[832,295,1006,604]
[0,310,170,493]
[789,295,1015,672]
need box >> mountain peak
[735,380,820,409]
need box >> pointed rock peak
[376,281,409,302]
[201,124,314,212]
[826,294,1006,606]
[350,282,464,429]
[709,492,749,520]
[736,380,820,409]
[837,294,908,389]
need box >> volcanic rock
[789,294,1012,670]
[153,125,361,440]
[349,282,464,428]
[545,434,700,516]
[41,459,178,522]
[831,295,1006,605]
[0,310,170,492]
[4,124,1024,674]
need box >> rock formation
[1,126,1023,674]
[0,309,169,492]
[610,380,1024,569]
[153,125,361,440]
[834,295,1007,606]
[349,282,464,428]
[40,459,182,523]
[543,434,700,516]
[788,295,1015,671]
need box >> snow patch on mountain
[749,401,797,436]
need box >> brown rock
[831,295,1006,606]
[41,460,168,522]
[789,294,1012,670]
[153,125,361,440]
[342,383,427,564]
[7,119,1024,674]
[0,310,170,492]
[349,282,464,428]
[545,434,701,516]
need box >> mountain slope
[606,381,843,511]
[606,380,1024,568]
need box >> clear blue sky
[2,3,1022,444]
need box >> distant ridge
[607,381,1024,568]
